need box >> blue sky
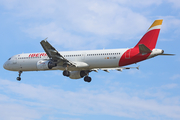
[0,0,180,120]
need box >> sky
[0,0,180,120]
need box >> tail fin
[134,19,163,50]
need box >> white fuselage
[3,48,128,72]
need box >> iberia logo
[29,53,47,57]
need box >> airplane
[3,19,174,82]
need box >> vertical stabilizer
[134,19,163,50]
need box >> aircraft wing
[40,38,76,66]
[92,66,139,73]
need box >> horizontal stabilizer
[139,44,152,54]
[159,53,175,56]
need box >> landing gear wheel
[63,70,70,77]
[17,71,22,81]
[84,76,92,82]
[16,77,21,81]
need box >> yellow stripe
[148,19,163,30]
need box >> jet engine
[69,71,87,79]
[37,60,57,70]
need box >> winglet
[44,37,48,42]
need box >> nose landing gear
[16,71,22,81]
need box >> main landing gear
[17,71,22,81]
[63,70,70,77]
[62,70,92,82]
[84,76,91,83]
[63,64,70,77]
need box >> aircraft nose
[3,63,6,69]
[3,61,8,70]
[3,62,7,69]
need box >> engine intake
[48,62,57,69]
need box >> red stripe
[119,48,150,67]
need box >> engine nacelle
[69,71,87,79]
[37,60,57,70]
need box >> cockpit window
[8,58,11,60]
